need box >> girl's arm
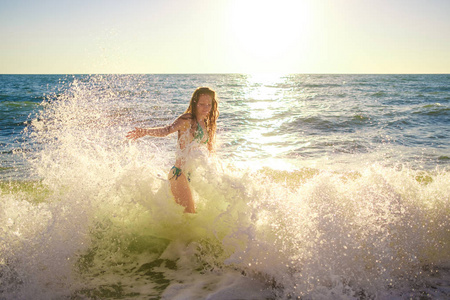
[126,115,191,141]
[126,126,169,140]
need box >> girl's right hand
[126,127,146,141]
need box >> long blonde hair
[184,87,219,152]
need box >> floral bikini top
[193,121,208,144]
[174,120,208,174]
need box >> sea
[0,74,449,299]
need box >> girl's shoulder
[178,113,196,126]
[178,113,194,121]
[171,113,194,131]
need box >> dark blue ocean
[1,74,449,299]
[1,74,449,180]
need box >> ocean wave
[283,114,374,134]
[301,83,342,88]
[413,105,450,116]
[1,74,450,299]
[1,162,449,299]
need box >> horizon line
[1,72,450,76]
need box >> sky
[1,0,449,74]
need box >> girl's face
[196,94,213,119]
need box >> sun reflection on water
[236,73,301,170]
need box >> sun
[229,0,313,72]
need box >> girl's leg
[169,172,195,213]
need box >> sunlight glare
[230,0,313,71]
[241,73,298,170]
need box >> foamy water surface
[1,74,449,299]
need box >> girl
[126,87,219,213]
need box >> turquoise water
[1,74,449,299]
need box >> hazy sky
[1,0,449,74]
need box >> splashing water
[1,75,449,299]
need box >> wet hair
[184,87,219,152]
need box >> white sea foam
[1,75,449,299]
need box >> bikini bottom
[170,166,191,182]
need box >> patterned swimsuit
[170,121,207,181]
